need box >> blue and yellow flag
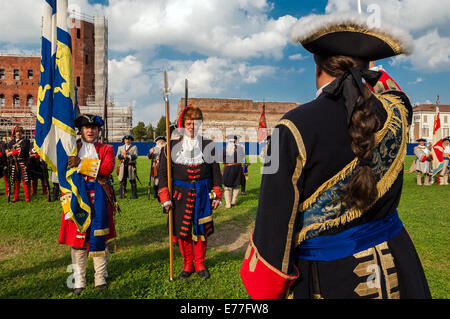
[34,0,91,233]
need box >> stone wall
[177,98,300,141]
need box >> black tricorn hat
[442,136,450,142]
[122,135,134,142]
[155,136,166,142]
[416,138,427,142]
[74,114,104,129]
[291,14,414,61]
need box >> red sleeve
[367,70,403,94]
[158,186,171,203]
[241,237,299,299]
[212,186,223,202]
[98,144,116,177]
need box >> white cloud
[100,0,297,59]
[288,53,306,61]
[409,77,423,85]
[108,55,278,124]
[325,0,450,73]
[391,29,450,73]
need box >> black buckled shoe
[73,287,84,296]
[197,269,210,279]
[96,284,107,292]
[179,270,193,280]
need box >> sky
[1,0,449,126]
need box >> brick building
[71,16,96,106]
[177,97,300,142]
[0,12,131,142]
[0,54,41,138]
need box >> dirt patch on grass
[209,221,254,254]
[0,242,21,261]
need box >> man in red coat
[59,114,117,295]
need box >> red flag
[258,103,267,143]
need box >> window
[77,28,81,39]
[0,94,5,106]
[423,115,427,123]
[444,116,448,124]
[76,76,80,87]
[443,128,449,137]
[27,95,33,106]
[0,69,4,80]
[28,70,33,80]
[14,69,19,80]
[13,94,20,107]
[422,127,429,137]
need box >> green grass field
[0,156,448,299]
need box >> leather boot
[131,181,138,199]
[42,179,48,195]
[13,181,20,202]
[194,239,209,279]
[32,179,38,195]
[178,238,194,279]
[52,183,60,202]
[119,184,124,199]
[23,181,31,202]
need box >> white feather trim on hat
[290,13,414,56]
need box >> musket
[163,69,174,281]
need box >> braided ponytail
[314,55,380,210]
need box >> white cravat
[316,81,332,98]
[78,138,98,160]
[174,135,204,165]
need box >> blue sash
[173,178,212,238]
[85,180,110,255]
[295,210,403,262]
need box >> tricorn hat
[74,114,104,129]
[291,13,414,61]
[442,136,450,142]
[155,136,166,142]
[416,138,427,142]
[122,135,134,142]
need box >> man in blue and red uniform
[158,105,223,280]
[59,114,117,295]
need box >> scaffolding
[81,95,133,142]
[0,106,36,140]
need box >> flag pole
[163,70,174,281]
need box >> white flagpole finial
[357,0,362,14]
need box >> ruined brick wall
[177,98,300,141]
[0,55,40,108]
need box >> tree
[146,123,155,141]
[132,121,147,141]
[155,116,166,138]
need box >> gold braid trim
[277,119,307,274]
[301,24,403,55]
[295,94,408,246]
